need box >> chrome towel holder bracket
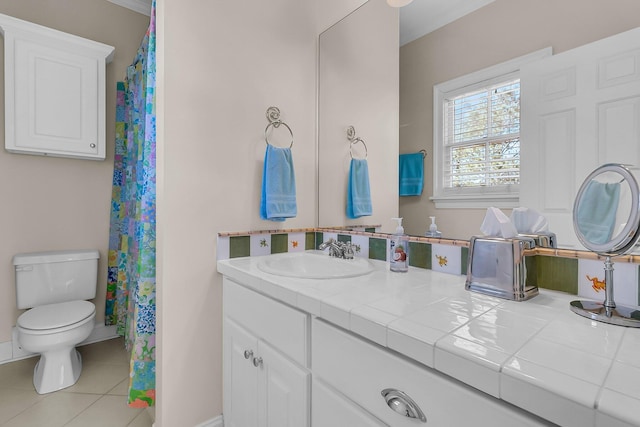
[265,106,294,148]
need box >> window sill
[430,194,519,209]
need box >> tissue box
[465,236,538,301]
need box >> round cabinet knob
[243,350,253,360]
[90,143,96,148]
[252,357,263,368]
[381,388,427,423]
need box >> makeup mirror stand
[570,163,640,327]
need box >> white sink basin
[257,251,374,279]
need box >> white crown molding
[107,0,151,16]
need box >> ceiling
[400,0,495,45]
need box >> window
[432,48,551,208]
[446,78,520,188]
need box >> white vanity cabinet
[223,278,310,427]
[313,318,552,427]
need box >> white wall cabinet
[223,278,310,427]
[0,13,114,160]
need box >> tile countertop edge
[217,254,640,427]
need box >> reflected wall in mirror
[318,0,399,233]
[318,0,640,241]
[570,163,640,327]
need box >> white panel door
[520,27,640,248]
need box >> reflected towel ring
[346,125,368,159]
[264,106,294,148]
[419,149,427,159]
[349,138,368,159]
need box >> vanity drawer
[223,277,309,367]
[312,318,550,427]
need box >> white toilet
[14,249,100,394]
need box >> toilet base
[33,348,83,394]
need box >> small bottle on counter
[425,216,442,238]
[390,217,409,273]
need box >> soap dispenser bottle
[425,216,442,238]
[390,218,409,273]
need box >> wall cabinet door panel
[0,13,114,160]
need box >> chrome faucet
[318,238,355,259]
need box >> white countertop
[217,252,640,427]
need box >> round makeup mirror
[570,163,640,327]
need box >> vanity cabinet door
[313,379,388,427]
[257,340,310,427]
[223,318,259,427]
[223,279,310,427]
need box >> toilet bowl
[13,249,100,394]
[17,300,96,394]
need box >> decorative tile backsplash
[217,227,640,306]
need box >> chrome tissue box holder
[465,236,538,301]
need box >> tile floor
[0,337,154,427]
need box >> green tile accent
[365,227,376,233]
[460,246,469,275]
[369,237,387,261]
[337,234,352,243]
[409,242,431,269]
[305,232,316,250]
[536,256,578,294]
[229,236,250,258]
[270,234,289,254]
[315,232,324,249]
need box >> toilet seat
[18,300,95,334]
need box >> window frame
[432,48,552,209]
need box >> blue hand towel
[260,144,297,221]
[576,180,620,244]
[399,152,424,196]
[346,158,372,219]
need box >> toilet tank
[14,249,100,309]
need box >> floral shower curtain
[105,0,156,408]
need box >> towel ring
[349,138,368,159]
[420,149,427,159]
[265,106,294,148]
[347,125,368,159]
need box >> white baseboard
[0,322,120,365]
[194,415,224,427]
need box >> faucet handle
[344,242,355,259]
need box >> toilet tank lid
[13,249,100,266]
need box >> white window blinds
[443,79,520,191]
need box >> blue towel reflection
[399,152,424,196]
[347,158,372,219]
[576,180,620,244]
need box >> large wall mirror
[318,0,640,247]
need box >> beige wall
[157,0,345,424]
[0,1,148,343]
[399,0,640,238]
